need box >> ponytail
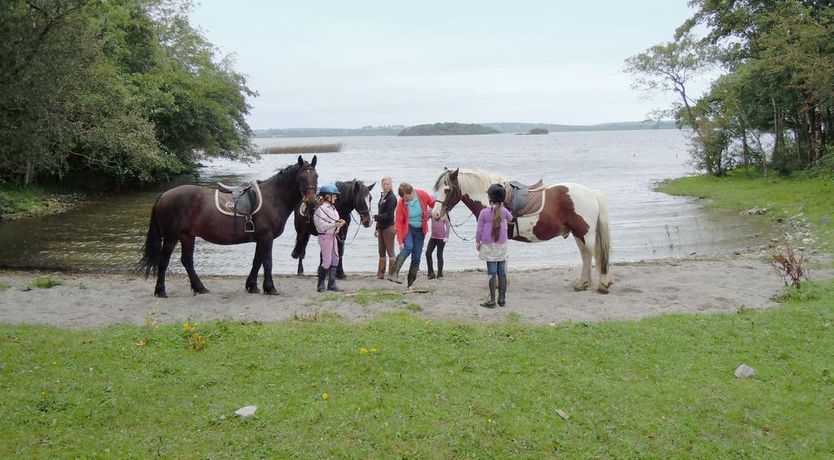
[491,203,503,241]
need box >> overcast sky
[190,1,704,129]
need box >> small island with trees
[398,122,500,136]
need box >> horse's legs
[246,250,262,294]
[573,235,594,291]
[180,235,209,295]
[593,234,612,294]
[292,229,309,276]
[336,234,346,280]
[154,240,177,298]
[260,239,278,295]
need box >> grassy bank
[2,172,834,457]
[657,170,834,253]
[0,185,84,219]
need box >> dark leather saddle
[216,181,262,232]
[504,179,544,218]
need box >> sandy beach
[0,253,789,328]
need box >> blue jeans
[398,226,425,269]
[486,260,506,276]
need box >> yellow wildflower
[136,339,149,347]
[359,347,369,355]
[182,322,193,332]
[370,347,378,353]
[322,392,329,401]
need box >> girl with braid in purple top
[475,184,512,308]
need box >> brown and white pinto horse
[139,155,319,297]
[432,168,613,293]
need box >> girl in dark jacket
[374,176,398,279]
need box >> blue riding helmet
[317,184,340,196]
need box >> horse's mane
[265,161,305,189]
[436,168,508,193]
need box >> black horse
[291,179,375,278]
[139,155,319,297]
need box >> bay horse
[432,168,613,293]
[291,180,375,278]
[139,155,319,297]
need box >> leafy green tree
[0,0,257,189]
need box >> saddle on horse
[214,181,263,233]
[504,179,545,218]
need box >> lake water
[0,130,768,274]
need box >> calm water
[0,130,768,274]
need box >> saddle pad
[516,189,545,217]
[214,182,263,217]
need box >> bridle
[436,175,474,241]
[298,165,318,197]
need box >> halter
[437,175,473,241]
[298,165,318,196]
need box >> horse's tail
[594,190,611,277]
[138,197,163,278]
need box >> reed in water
[262,143,342,154]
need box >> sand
[0,254,791,328]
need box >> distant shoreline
[253,120,679,138]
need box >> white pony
[432,168,613,293]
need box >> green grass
[2,297,834,458]
[30,277,63,289]
[0,185,51,214]
[658,171,834,253]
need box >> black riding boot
[327,266,341,291]
[426,256,435,279]
[437,257,444,279]
[406,265,418,288]
[387,255,406,284]
[497,275,507,307]
[316,266,327,293]
[480,276,497,308]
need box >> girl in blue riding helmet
[314,184,346,292]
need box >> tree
[0,0,257,188]
[625,32,722,174]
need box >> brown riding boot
[376,258,386,279]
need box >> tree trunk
[23,154,32,187]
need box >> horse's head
[432,168,462,220]
[353,181,375,228]
[295,155,319,205]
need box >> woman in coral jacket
[388,181,436,288]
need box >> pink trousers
[318,233,340,269]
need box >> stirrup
[244,216,255,233]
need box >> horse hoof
[264,288,279,296]
[596,287,609,295]
[193,288,210,295]
[573,284,589,292]
[247,286,260,294]
[154,291,167,298]
[336,274,346,280]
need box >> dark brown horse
[432,168,613,293]
[291,179,375,278]
[139,155,319,297]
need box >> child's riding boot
[426,257,436,279]
[480,276,497,308]
[497,275,507,307]
[316,266,327,293]
[327,266,341,291]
